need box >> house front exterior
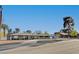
[7,33,51,40]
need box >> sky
[2,5,79,33]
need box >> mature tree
[26,30,32,33]
[8,28,12,34]
[1,24,9,37]
[63,16,75,38]
[63,16,74,32]
[7,28,12,40]
[15,28,20,33]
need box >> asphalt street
[0,39,62,51]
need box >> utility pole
[0,5,2,40]
[0,5,2,25]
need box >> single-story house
[7,33,51,40]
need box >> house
[54,32,70,38]
[60,33,69,38]
[7,33,51,40]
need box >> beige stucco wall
[0,29,8,40]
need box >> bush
[70,30,78,37]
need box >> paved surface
[0,39,79,54]
[0,39,62,53]
[0,40,23,44]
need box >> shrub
[70,30,78,37]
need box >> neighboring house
[60,33,69,38]
[7,33,51,40]
[54,32,69,38]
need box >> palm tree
[1,24,9,37]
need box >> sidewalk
[0,40,23,44]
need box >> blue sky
[2,5,79,33]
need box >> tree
[70,30,78,37]
[1,24,9,37]
[0,25,2,37]
[8,28,12,34]
[63,17,74,30]
[7,28,12,40]
[44,31,49,35]
[26,30,32,33]
[63,16,74,38]
[15,28,20,33]
[63,17,74,31]
[54,32,61,38]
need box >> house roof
[9,33,50,36]
[60,33,68,35]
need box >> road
[0,39,79,54]
[0,39,62,52]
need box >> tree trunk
[3,28,5,37]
